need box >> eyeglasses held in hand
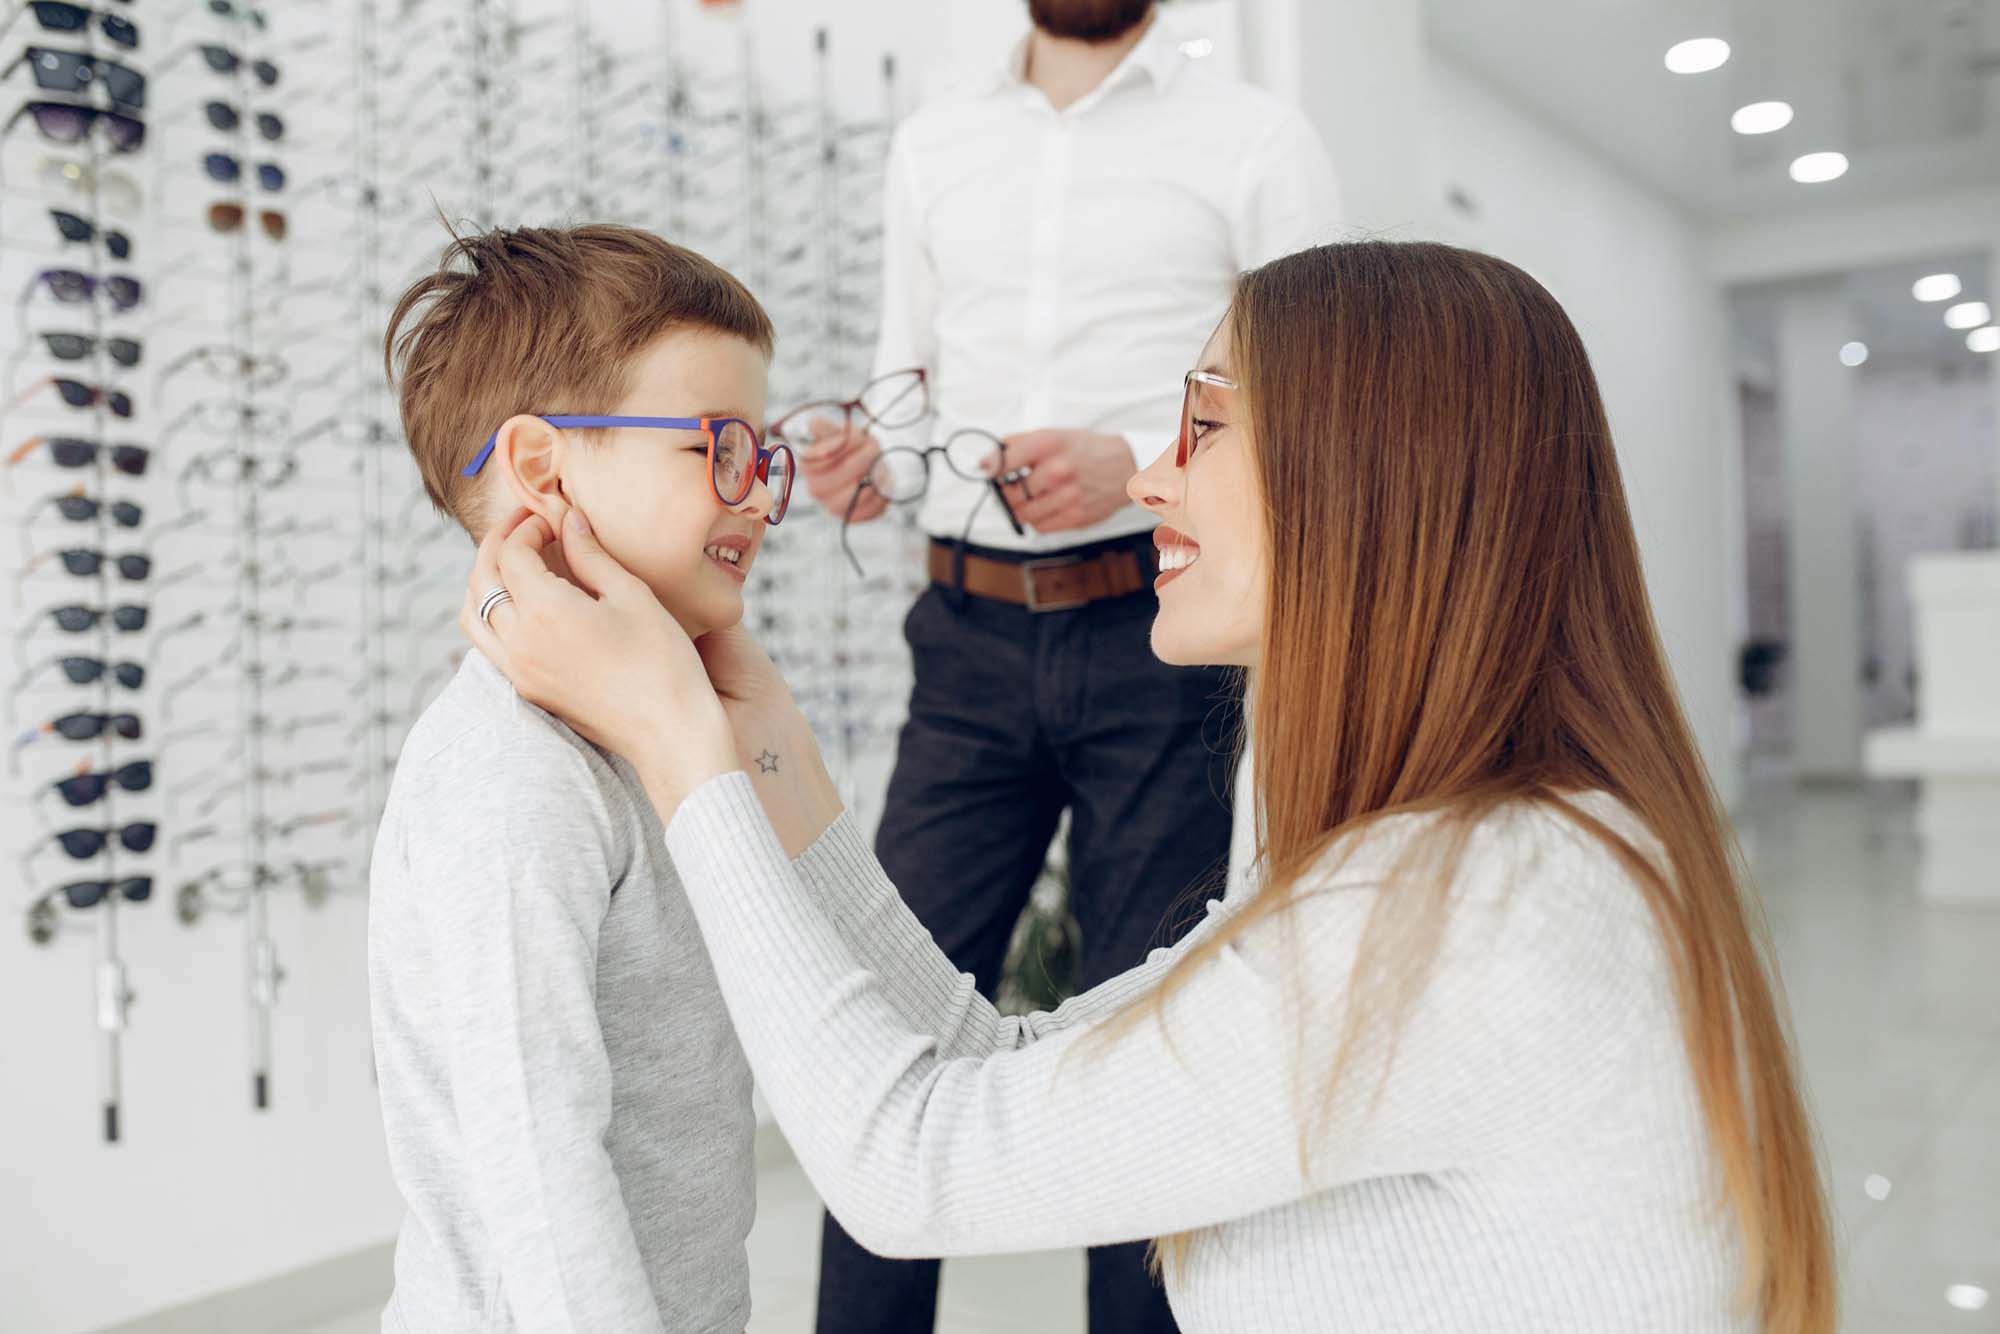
[48,208,133,259]
[840,430,1026,577]
[0,46,145,110]
[2,99,145,152]
[769,367,927,450]
[6,436,149,474]
[462,415,795,525]
[1177,369,1238,467]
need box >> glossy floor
[305,782,2000,1334]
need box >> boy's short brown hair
[384,222,775,535]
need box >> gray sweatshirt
[367,649,755,1334]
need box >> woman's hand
[692,623,845,856]
[461,506,740,818]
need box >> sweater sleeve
[670,773,1582,1259]
[404,736,666,1334]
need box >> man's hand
[996,429,1137,533]
[795,418,890,524]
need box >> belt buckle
[1022,554,1087,613]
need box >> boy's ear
[490,414,570,523]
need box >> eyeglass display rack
[5,0,919,1142]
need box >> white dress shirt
[872,17,1342,552]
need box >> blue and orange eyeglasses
[462,415,795,525]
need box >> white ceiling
[1425,0,2000,223]
[1733,252,1995,381]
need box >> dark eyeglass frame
[1,99,146,152]
[202,151,284,191]
[0,46,146,110]
[840,430,1025,578]
[200,100,282,140]
[22,545,151,580]
[4,377,132,417]
[46,875,152,909]
[18,2,139,50]
[5,436,150,474]
[49,209,133,259]
[24,268,143,311]
[36,821,158,861]
[40,331,142,366]
[48,759,153,807]
[205,200,286,240]
[198,45,279,86]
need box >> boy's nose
[736,472,775,522]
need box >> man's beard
[1026,0,1154,44]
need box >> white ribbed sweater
[665,774,1753,1333]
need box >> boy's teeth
[1159,545,1199,572]
[704,544,742,564]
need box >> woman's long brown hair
[1141,242,1833,1331]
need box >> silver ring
[476,586,512,625]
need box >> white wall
[1420,56,1743,807]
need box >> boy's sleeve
[404,735,664,1334]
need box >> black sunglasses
[1,46,145,110]
[45,822,157,859]
[29,269,143,310]
[44,493,143,527]
[39,378,134,417]
[201,101,283,140]
[43,655,146,688]
[203,152,284,191]
[199,45,279,86]
[2,100,146,152]
[41,332,142,367]
[51,760,152,807]
[33,547,152,580]
[42,710,143,742]
[20,3,138,49]
[11,437,151,474]
[49,875,153,909]
[35,603,148,633]
[49,209,133,260]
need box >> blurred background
[1,1,1994,1331]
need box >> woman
[464,241,1834,1332]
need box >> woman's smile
[1154,525,1201,591]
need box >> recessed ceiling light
[1665,38,1730,74]
[1179,37,1214,59]
[1731,101,1794,134]
[1945,1285,1990,1312]
[1944,301,1991,329]
[1862,1174,1892,1200]
[1789,152,1848,183]
[1914,273,1963,302]
[1839,341,1869,367]
[1968,326,2000,354]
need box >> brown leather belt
[929,540,1154,613]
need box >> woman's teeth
[703,544,743,565]
[1158,545,1200,572]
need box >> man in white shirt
[797,4,1338,1330]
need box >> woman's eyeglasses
[769,367,928,451]
[2,99,145,151]
[6,436,150,474]
[462,415,796,525]
[1177,369,1238,467]
[0,46,146,110]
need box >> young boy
[368,223,780,1332]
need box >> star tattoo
[755,750,780,774]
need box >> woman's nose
[1126,440,1181,512]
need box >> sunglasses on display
[22,268,143,310]
[37,331,142,366]
[47,209,134,259]
[196,45,278,85]
[203,0,268,29]
[1,99,145,151]
[3,377,132,417]
[23,490,144,528]
[16,603,148,646]
[201,152,283,190]
[26,821,158,863]
[768,367,927,451]
[6,2,139,50]
[0,46,146,110]
[6,436,150,474]
[35,157,141,214]
[1176,369,1239,467]
[42,875,152,909]
[11,713,143,773]
[205,200,286,239]
[44,759,153,808]
[197,100,281,139]
[20,545,151,580]
[12,654,144,692]
[462,415,796,525]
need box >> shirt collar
[989,13,1184,103]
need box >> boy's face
[551,329,772,638]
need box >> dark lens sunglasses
[201,101,283,140]
[4,100,145,152]
[199,46,279,85]
[49,210,133,260]
[53,760,152,806]
[31,269,143,310]
[53,656,146,687]
[202,152,284,190]
[46,710,143,742]
[46,379,134,417]
[40,548,152,579]
[43,603,148,633]
[22,438,151,474]
[41,332,142,367]
[52,876,152,909]
[4,46,146,109]
[205,201,286,240]
[23,2,138,49]
[51,495,145,527]
[52,821,157,858]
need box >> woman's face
[1126,318,1266,669]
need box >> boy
[368,223,781,1332]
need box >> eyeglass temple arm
[839,481,872,577]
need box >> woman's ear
[489,414,569,525]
